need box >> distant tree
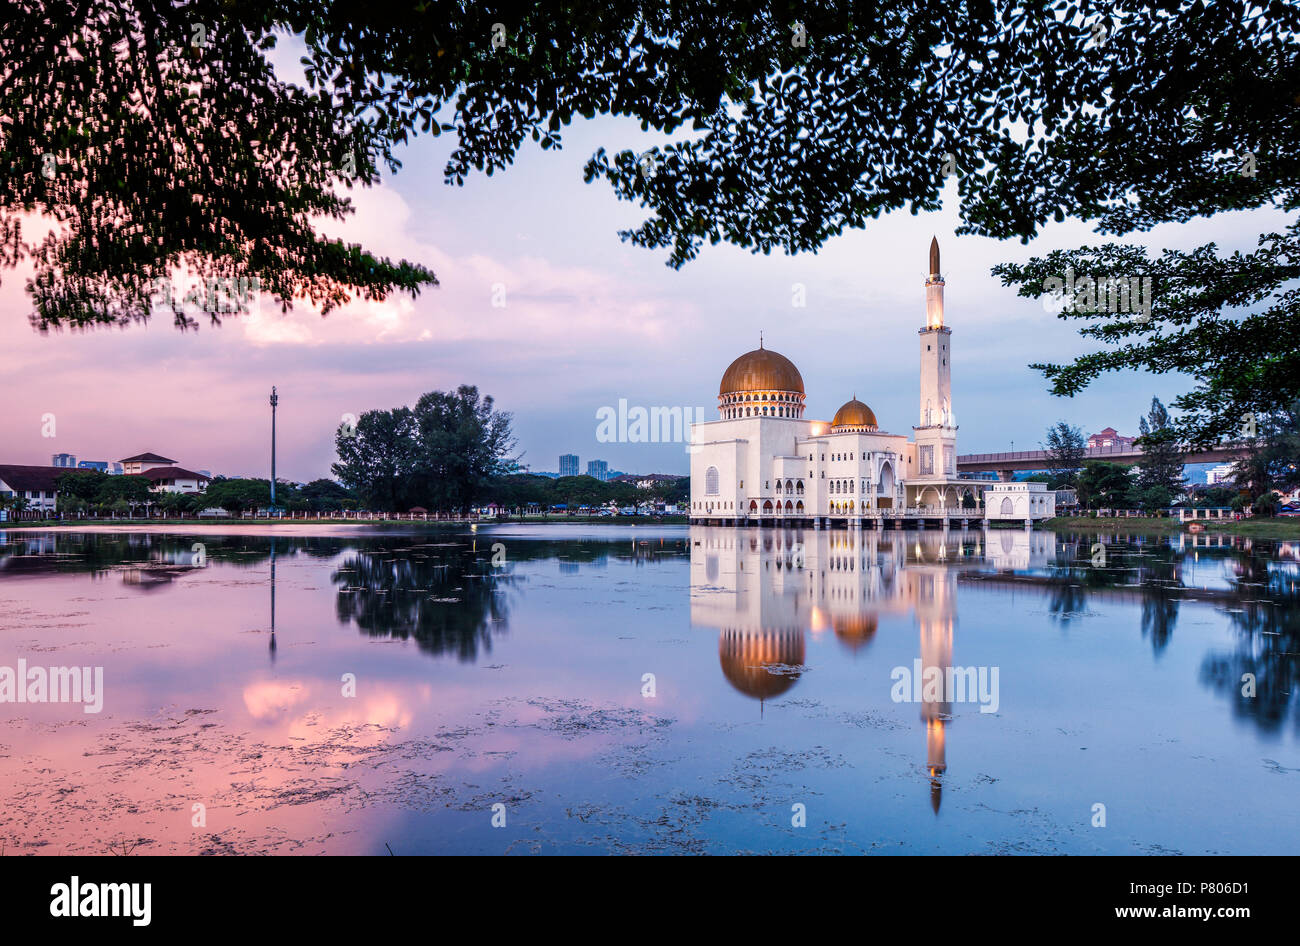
[1134,483,1175,513]
[95,474,153,510]
[1231,398,1300,500]
[411,386,518,514]
[56,494,87,518]
[332,408,418,511]
[1042,421,1087,489]
[203,478,272,515]
[1134,398,1185,502]
[1194,485,1239,508]
[1252,491,1282,517]
[1077,461,1135,510]
[300,478,357,513]
[56,469,109,501]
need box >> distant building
[0,465,64,513]
[613,473,682,490]
[119,452,178,475]
[138,466,211,494]
[52,453,77,468]
[1087,427,1136,451]
[1206,463,1236,485]
[76,460,108,472]
[119,453,210,494]
[559,454,579,477]
[587,459,609,482]
[985,482,1057,522]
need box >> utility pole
[270,386,279,511]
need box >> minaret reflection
[691,526,1056,811]
[908,566,956,814]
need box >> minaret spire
[924,238,945,329]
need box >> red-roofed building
[1087,427,1136,451]
[0,465,67,513]
[119,452,178,475]
[138,466,211,494]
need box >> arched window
[705,466,720,496]
[1000,497,1014,516]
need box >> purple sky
[1,45,1288,482]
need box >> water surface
[0,524,1295,854]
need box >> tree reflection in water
[332,543,518,661]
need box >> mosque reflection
[691,525,1058,811]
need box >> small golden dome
[831,397,878,431]
[719,346,805,397]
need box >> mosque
[689,238,987,526]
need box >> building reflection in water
[690,525,1058,811]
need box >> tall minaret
[915,237,957,481]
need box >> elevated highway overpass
[957,442,1251,479]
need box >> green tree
[1077,462,1135,510]
[56,469,109,501]
[95,474,153,514]
[1134,398,1185,503]
[995,225,1300,449]
[1231,398,1300,500]
[332,408,418,511]
[203,478,272,515]
[1252,491,1282,517]
[410,386,518,514]
[56,494,88,518]
[300,478,357,513]
[1042,421,1087,489]
[9,2,1297,333]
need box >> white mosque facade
[690,238,1016,526]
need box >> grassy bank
[1044,516,1300,539]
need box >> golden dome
[831,397,878,431]
[719,346,805,397]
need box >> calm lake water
[0,524,1296,855]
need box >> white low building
[0,465,63,514]
[983,481,1056,523]
[120,453,210,495]
[689,238,977,526]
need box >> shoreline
[1043,516,1300,538]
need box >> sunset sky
[0,42,1288,482]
